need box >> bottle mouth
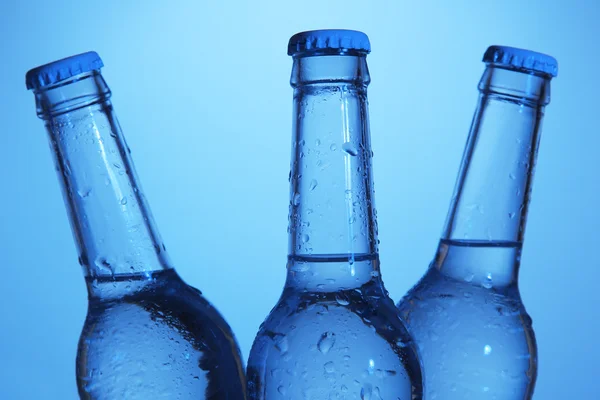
[478,66,551,105]
[290,54,371,87]
[34,71,111,118]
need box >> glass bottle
[247,30,423,400]
[397,46,558,399]
[26,52,247,400]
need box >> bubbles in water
[317,332,336,354]
[309,179,318,191]
[342,142,359,156]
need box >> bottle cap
[26,51,104,90]
[483,45,558,77]
[288,29,371,57]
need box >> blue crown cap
[26,51,104,90]
[483,45,558,77]
[288,29,371,57]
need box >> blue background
[1,0,597,398]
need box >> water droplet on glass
[509,173,516,180]
[77,188,92,198]
[335,293,350,306]
[361,383,373,400]
[121,197,128,205]
[95,257,114,275]
[315,139,321,146]
[309,179,318,191]
[342,142,358,156]
[277,385,286,395]
[318,332,336,354]
[324,361,335,373]
[293,192,301,206]
[482,272,493,289]
[271,333,289,354]
[484,345,492,355]
[330,143,337,151]
[301,234,310,243]
[464,273,475,282]
[509,212,516,219]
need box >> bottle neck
[286,54,379,291]
[436,66,552,287]
[37,72,172,281]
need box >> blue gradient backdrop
[1,0,597,398]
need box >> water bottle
[397,46,558,399]
[26,52,247,399]
[247,30,423,400]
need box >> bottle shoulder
[250,280,416,359]
[247,281,422,399]
[397,267,532,328]
[87,269,237,342]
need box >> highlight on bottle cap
[483,45,558,77]
[25,51,104,90]
[288,29,371,57]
